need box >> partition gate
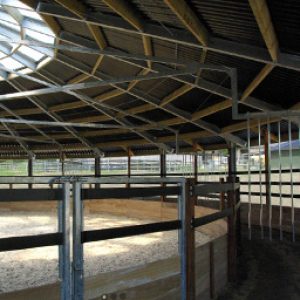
[0,176,240,300]
[245,117,300,242]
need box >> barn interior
[0,0,299,299]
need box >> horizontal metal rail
[0,176,185,184]
[240,191,300,199]
[192,201,240,228]
[0,189,63,201]
[194,182,240,196]
[82,186,180,199]
[192,208,232,228]
[0,232,62,252]
[82,220,181,243]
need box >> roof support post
[28,157,33,189]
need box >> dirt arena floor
[0,211,211,293]
[217,226,300,300]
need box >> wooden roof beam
[241,64,274,101]
[55,0,107,50]
[249,0,279,62]
[102,0,153,69]
[160,84,193,107]
[164,0,208,46]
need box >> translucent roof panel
[0,0,55,80]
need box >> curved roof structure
[0,0,299,158]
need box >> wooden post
[209,242,215,299]
[61,156,65,176]
[235,177,241,256]
[227,176,237,282]
[193,154,198,182]
[160,153,166,202]
[184,178,196,300]
[227,143,239,281]
[219,177,225,210]
[28,157,33,189]
[194,154,198,206]
[95,157,101,189]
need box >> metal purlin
[247,115,252,240]
[288,120,295,242]
[278,122,283,241]
[267,120,272,241]
[258,119,264,239]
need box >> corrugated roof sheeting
[252,67,300,108]
[132,77,181,99]
[197,135,226,146]
[0,0,298,158]
[131,0,185,29]
[43,59,79,83]
[58,18,94,40]
[191,0,266,47]
[138,108,176,122]
[268,0,300,54]
[102,28,144,55]
[205,51,265,90]
[172,88,221,113]
[98,56,141,77]
[85,0,115,14]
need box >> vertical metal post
[160,153,166,202]
[60,182,71,300]
[28,157,33,189]
[247,117,252,240]
[126,149,131,188]
[73,181,84,300]
[58,185,63,281]
[258,120,264,239]
[95,157,101,189]
[265,123,272,240]
[278,122,283,240]
[179,178,195,300]
[288,120,295,242]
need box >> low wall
[0,199,228,300]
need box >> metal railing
[0,176,240,300]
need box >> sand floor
[0,211,210,293]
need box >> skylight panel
[1,56,23,70]
[0,19,20,31]
[0,10,18,24]
[18,8,43,21]
[25,29,55,44]
[18,45,44,61]
[0,0,29,10]
[0,0,55,80]
[0,51,6,59]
